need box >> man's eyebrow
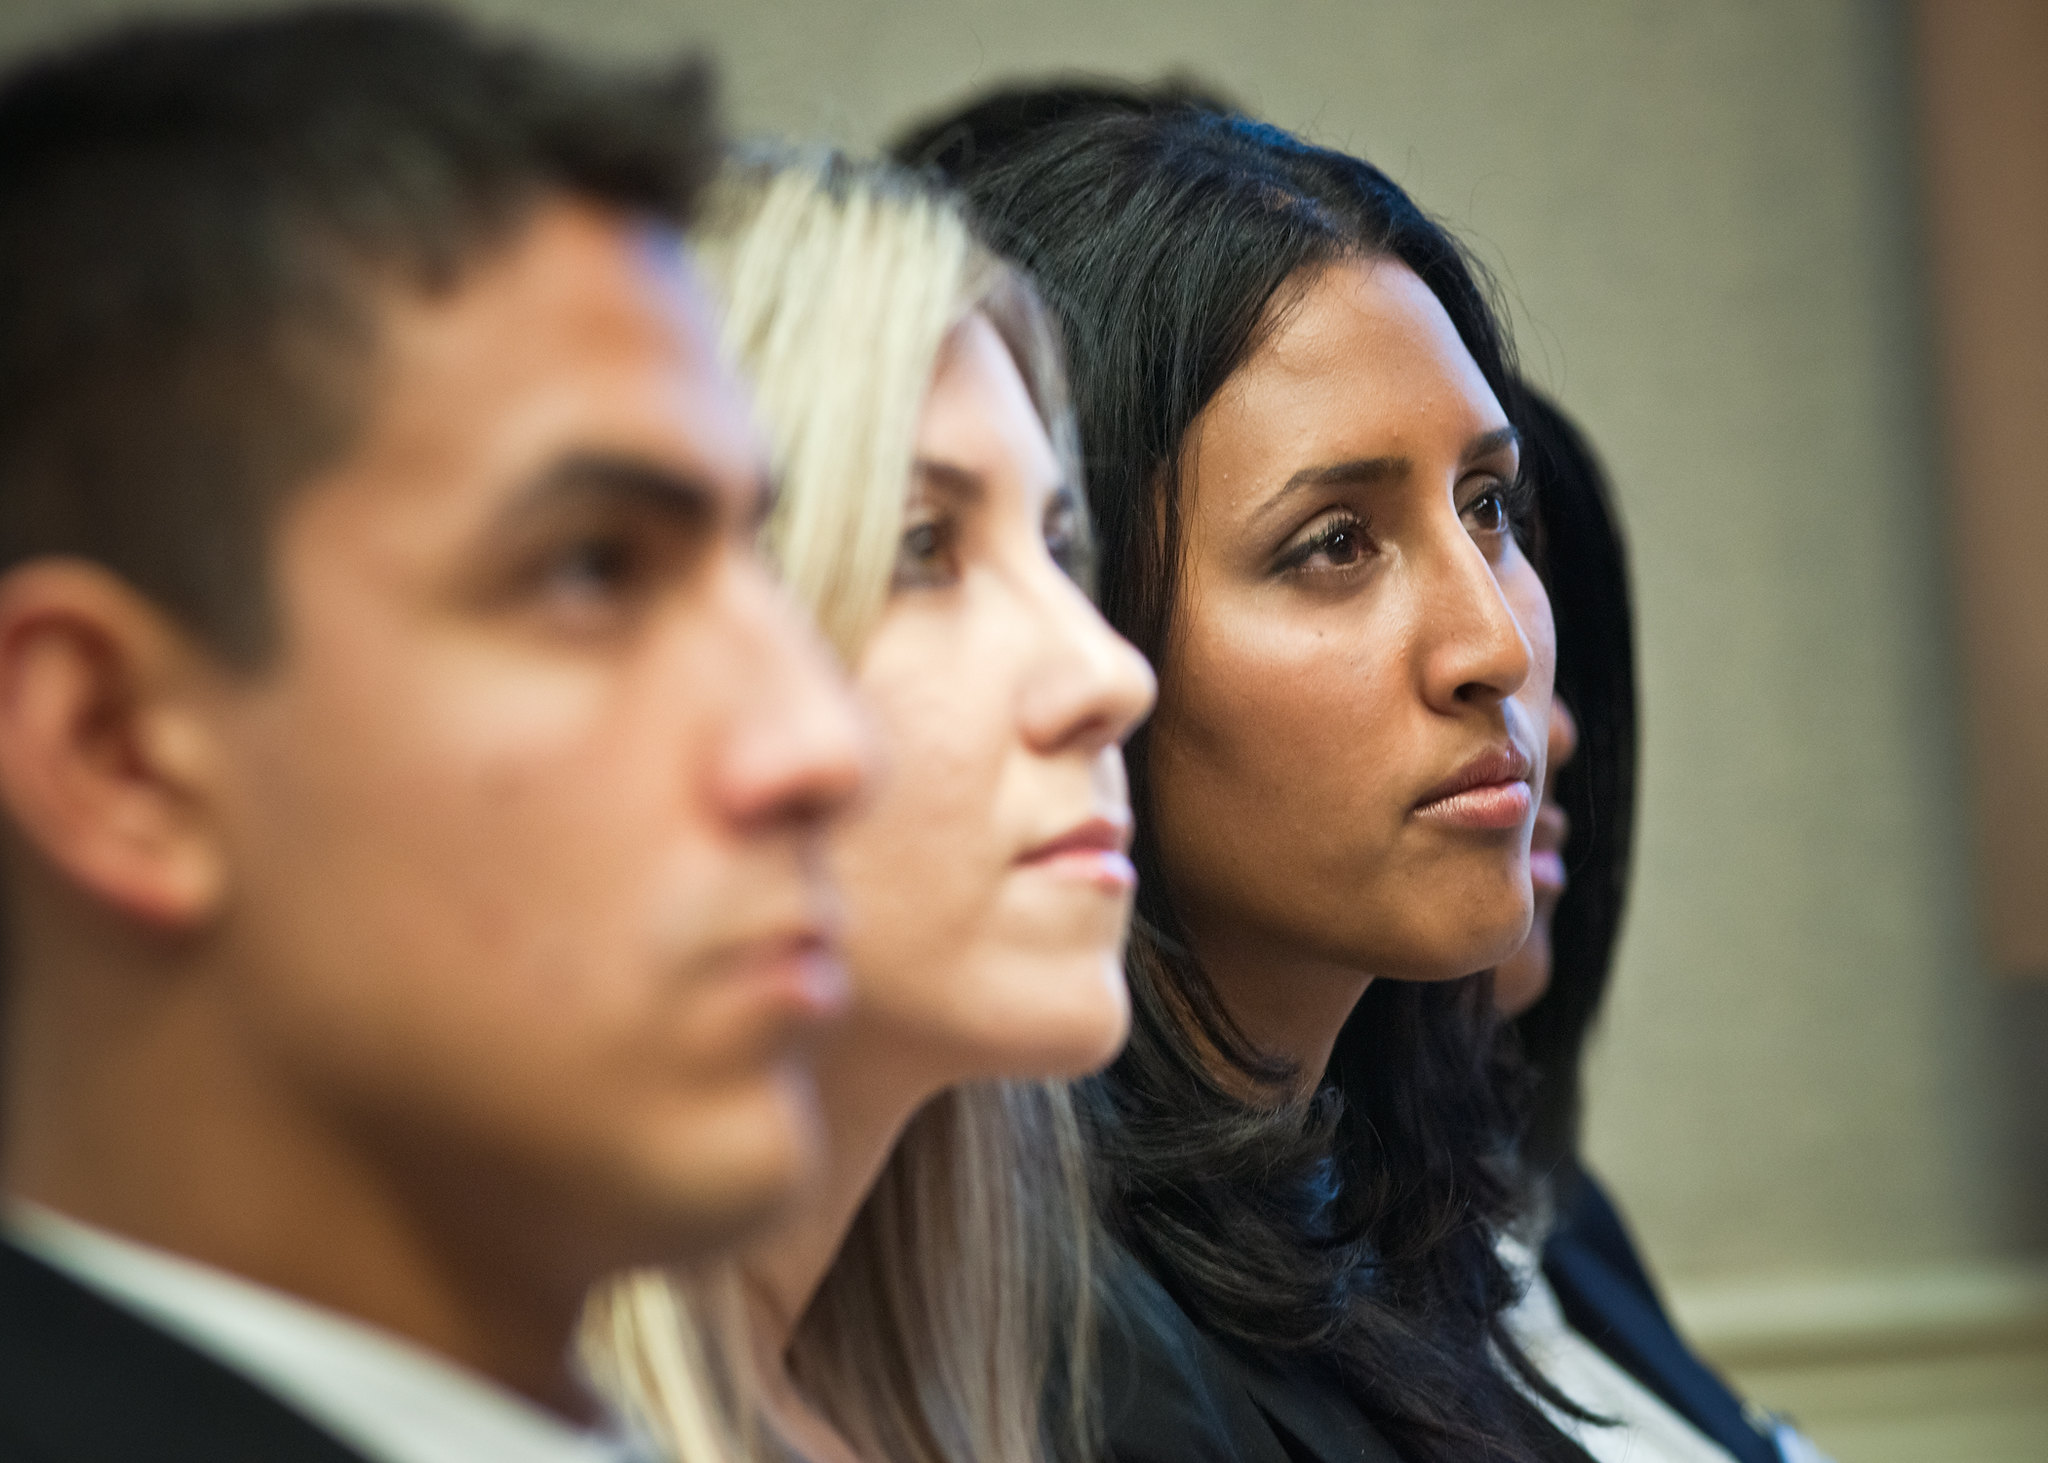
[497,450,725,531]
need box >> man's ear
[0,559,233,931]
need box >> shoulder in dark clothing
[1097,1240,1402,1463]
[0,1240,373,1463]
[1541,1162,1784,1463]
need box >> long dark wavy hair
[1512,390,1640,1175]
[928,106,1595,1463]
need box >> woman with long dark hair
[915,104,1598,1463]
[1495,391,1827,1463]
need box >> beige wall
[5,0,2043,1397]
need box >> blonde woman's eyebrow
[912,459,987,507]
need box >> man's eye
[547,536,639,597]
[893,515,957,590]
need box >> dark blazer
[1098,1243,1402,1463]
[1540,1161,1782,1463]
[0,1239,374,1463]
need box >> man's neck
[4,961,593,1418]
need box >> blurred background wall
[2,0,2042,1455]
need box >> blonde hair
[704,149,1083,658]
[584,151,1099,1463]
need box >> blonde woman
[587,153,1155,1463]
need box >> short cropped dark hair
[0,4,719,663]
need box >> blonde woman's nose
[1020,575,1158,758]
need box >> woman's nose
[1020,571,1158,758]
[1418,530,1537,714]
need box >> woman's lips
[1414,781,1532,830]
[1529,802,1570,898]
[1413,744,1535,832]
[1017,815,1138,893]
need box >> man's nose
[713,558,872,834]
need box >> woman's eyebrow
[1465,424,1520,462]
[912,459,987,508]
[1249,454,1408,534]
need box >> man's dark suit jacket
[0,1239,374,1463]
[1540,1160,1783,1463]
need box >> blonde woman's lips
[1017,814,1138,893]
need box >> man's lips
[716,931,849,1019]
[1017,814,1137,892]
[1413,744,1536,832]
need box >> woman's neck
[1181,919,1374,1096]
[737,1024,945,1354]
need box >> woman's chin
[1364,907,1537,984]
[945,952,1133,1079]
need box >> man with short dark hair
[0,9,866,1460]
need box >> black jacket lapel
[0,1240,376,1463]
[1542,1168,1781,1463]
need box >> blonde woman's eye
[892,516,957,590]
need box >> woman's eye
[1044,492,1090,581]
[1281,513,1373,573]
[1462,486,1510,536]
[893,515,957,589]
[1462,473,1534,545]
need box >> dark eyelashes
[1276,469,1526,576]
[1500,470,1537,526]
[1304,516,1363,556]
[1460,472,1535,542]
[1274,510,1372,573]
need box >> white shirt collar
[6,1201,655,1463]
